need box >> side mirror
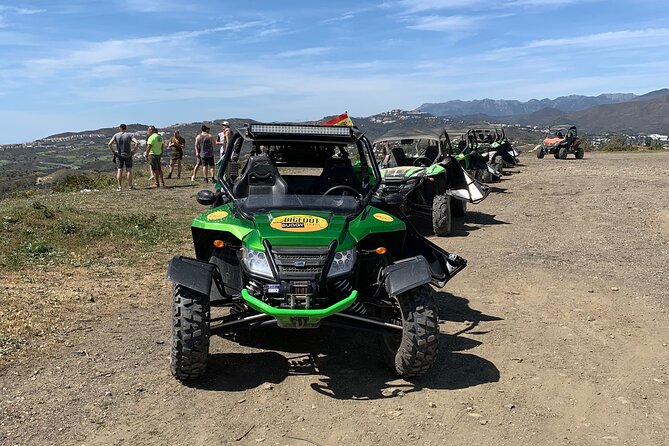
[196,189,215,206]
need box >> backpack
[200,134,214,158]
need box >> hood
[248,210,352,250]
[380,166,426,180]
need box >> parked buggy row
[166,122,520,383]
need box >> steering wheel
[323,185,362,199]
[413,157,432,167]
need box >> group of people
[107,121,231,191]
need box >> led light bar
[249,124,351,137]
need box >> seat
[391,147,411,166]
[232,155,287,198]
[319,157,359,192]
[424,145,438,163]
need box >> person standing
[108,123,139,191]
[195,125,216,183]
[191,126,204,182]
[144,125,165,188]
[216,121,231,158]
[167,130,185,179]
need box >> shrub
[52,173,116,192]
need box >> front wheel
[536,147,545,159]
[432,194,452,236]
[380,285,439,377]
[559,147,568,159]
[171,284,210,380]
[575,147,584,159]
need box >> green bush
[52,173,116,192]
[601,135,635,152]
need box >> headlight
[327,249,356,278]
[242,248,273,278]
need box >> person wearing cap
[144,125,165,188]
[194,125,216,183]
[108,123,139,191]
[217,121,231,158]
[167,130,185,179]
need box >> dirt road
[1,151,668,445]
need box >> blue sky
[1,0,668,143]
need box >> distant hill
[489,92,669,134]
[418,93,639,117]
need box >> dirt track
[1,151,668,446]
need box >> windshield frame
[216,123,381,220]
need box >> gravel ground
[1,151,668,446]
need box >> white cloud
[486,28,669,60]
[22,22,267,76]
[405,14,482,31]
[0,6,46,15]
[273,47,332,58]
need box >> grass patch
[0,198,187,269]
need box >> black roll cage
[216,123,382,221]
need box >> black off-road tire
[380,284,439,377]
[537,147,545,159]
[450,198,467,218]
[559,147,568,159]
[171,284,210,380]
[432,194,452,236]
[575,147,584,159]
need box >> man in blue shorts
[108,124,139,191]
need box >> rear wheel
[171,284,210,380]
[450,198,467,218]
[432,194,452,236]
[380,284,439,377]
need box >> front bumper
[241,288,358,327]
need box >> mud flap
[402,223,467,288]
[443,157,490,204]
[499,147,517,166]
[380,256,432,297]
[446,157,490,204]
[166,256,220,297]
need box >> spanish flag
[323,112,353,126]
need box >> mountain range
[417,90,669,117]
[414,89,669,135]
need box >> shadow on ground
[189,292,501,400]
[409,211,510,238]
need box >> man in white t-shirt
[216,121,231,158]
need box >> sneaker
[150,184,158,189]
[166,174,172,179]
[116,186,122,192]
[128,185,135,191]
[149,175,155,181]
[191,177,195,182]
